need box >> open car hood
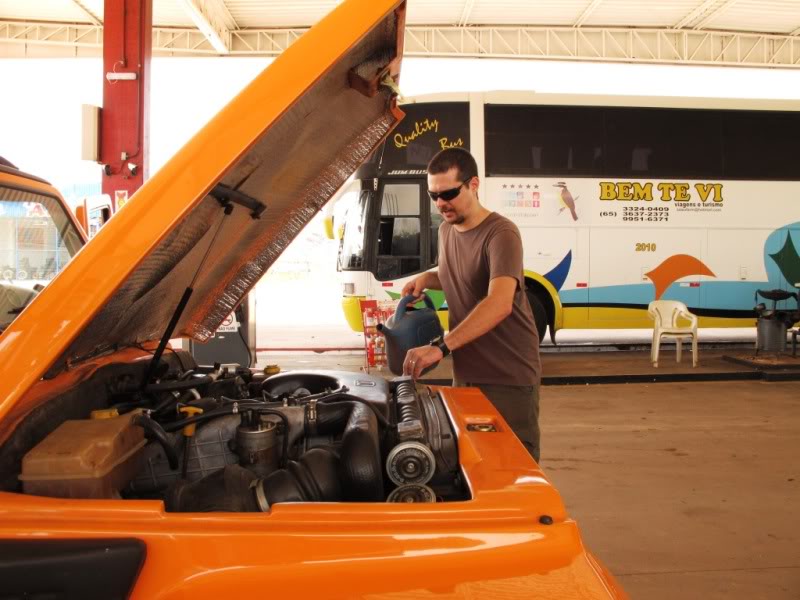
[0,0,405,405]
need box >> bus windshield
[339,189,370,270]
[0,185,84,330]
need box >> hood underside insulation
[51,5,404,374]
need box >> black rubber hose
[312,402,351,434]
[144,375,213,393]
[317,394,391,428]
[262,448,342,504]
[132,414,179,470]
[152,389,208,417]
[304,401,383,501]
[337,402,383,501]
[160,402,268,431]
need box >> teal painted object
[378,295,444,376]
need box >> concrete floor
[257,350,799,599]
[541,380,799,600]
[257,347,799,384]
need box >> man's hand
[402,275,427,299]
[402,344,443,379]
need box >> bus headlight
[343,283,355,295]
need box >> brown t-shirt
[438,212,541,386]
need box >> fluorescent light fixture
[106,72,137,82]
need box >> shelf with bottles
[359,299,397,372]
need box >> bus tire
[526,291,548,342]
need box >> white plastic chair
[648,300,698,367]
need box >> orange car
[0,158,86,334]
[0,1,626,598]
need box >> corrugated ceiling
[0,0,797,34]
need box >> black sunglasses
[427,178,471,202]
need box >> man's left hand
[402,345,443,379]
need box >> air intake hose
[166,450,341,513]
[309,401,383,501]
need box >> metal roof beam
[0,20,103,51]
[70,0,103,26]
[674,0,720,29]
[2,22,799,68]
[675,0,739,30]
[574,0,604,28]
[175,0,234,54]
[458,0,475,27]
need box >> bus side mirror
[323,215,335,240]
[74,204,88,237]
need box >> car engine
[1,351,467,510]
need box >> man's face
[427,167,474,225]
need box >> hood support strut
[140,202,235,389]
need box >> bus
[332,92,800,341]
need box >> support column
[100,0,152,209]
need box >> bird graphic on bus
[645,254,716,300]
[554,182,579,221]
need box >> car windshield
[0,185,84,331]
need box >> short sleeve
[485,225,524,291]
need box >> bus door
[589,228,704,325]
[372,177,441,298]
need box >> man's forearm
[444,294,512,351]
[422,270,442,290]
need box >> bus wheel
[526,291,548,342]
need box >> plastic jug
[378,294,444,376]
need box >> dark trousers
[453,380,540,463]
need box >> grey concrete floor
[541,380,799,600]
[257,350,799,599]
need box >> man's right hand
[402,273,428,299]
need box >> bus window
[604,108,722,178]
[485,105,603,177]
[724,111,800,180]
[376,182,422,280]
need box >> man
[401,147,542,462]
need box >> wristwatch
[429,335,450,357]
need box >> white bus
[333,92,800,341]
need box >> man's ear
[470,176,480,193]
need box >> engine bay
[1,351,467,510]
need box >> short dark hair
[427,147,478,182]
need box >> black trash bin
[753,289,799,353]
